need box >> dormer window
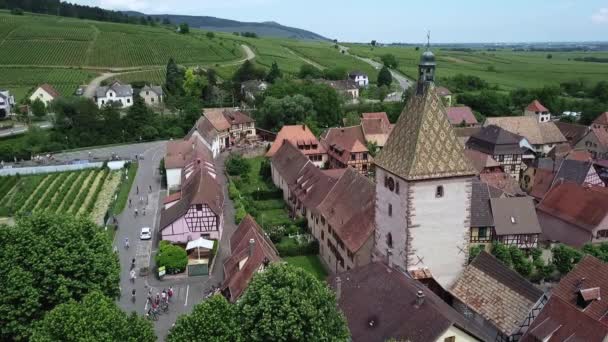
[510,216,516,224]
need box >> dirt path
[284,47,325,70]
[339,45,413,91]
[84,72,118,98]
[220,44,255,67]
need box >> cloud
[98,0,166,12]
[592,7,608,24]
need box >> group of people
[129,184,152,217]
[146,287,173,319]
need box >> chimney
[336,276,342,300]
[415,290,425,307]
[248,238,255,257]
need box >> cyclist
[168,287,174,301]
[134,208,138,217]
[124,238,129,249]
[131,289,136,301]
[130,269,136,282]
[131,258,136,270]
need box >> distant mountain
[123,12,328,41]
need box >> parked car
[140,227,152,240]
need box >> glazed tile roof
[446,106,478,126]
[329,262,492,342]
[222,215,280,302]
[450,252,543,336]
[490,197,541,235]
[375,83,476,180]
[266,125,325,157]
[484,117,566,145]
[526,100,549,113]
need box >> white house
[373,49,477,289]
[348,71,369,87]
[96,81,133,108]
[29,84,60,107]
[0,90,15,118]
[139,85,163,107]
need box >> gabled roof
[290,162,337,211]
[314,79,358,91]
[266,125,325,157]
[470,178,503,228]
[271,141,310,186]
[203,107,254,132]
[164,135,212,170]
[521,296,608,342]
[140,85,163,96]
[550,256,608,323]
[436,86,452,96]
[466,125,523,155]
[329,262,492,342]
[375,83,476,181]
[479,172,525,196]
[555,121,589,146]
[526,100,549,113]
[464,149,501,173]
[593,112,608,126]
[529,168,556,200]
[159,166,224,229]
[222,215,280,302]
[554,159,593,185]
[485,117,566,145]
[187,115,218,144]
[450,252,543,336]
[96,81,133,98]
[322,125,368,164]
[348,70,367,77]
[537,181,608,231]
[592,126,608,147]
[446,106,478,126]
[37,83,60,98]
[490,197,541,235]
[360,115,393,147]
[316,167,375,253]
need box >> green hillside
[346,44,608,90]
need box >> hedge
[155,241,188,274]
[276,238,319,257]
[251,189,283,200]
[112,162,138,215]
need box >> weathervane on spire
[426,30,431,50]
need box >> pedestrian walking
[128,198,131,208]
[155,293,160,306]
[149,185,152,193]
[136,185,139,194]
[168,287,174,301]
[143,207,146,216]
[134,208,138,217]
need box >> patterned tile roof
[375,83,476,180]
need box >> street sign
[158,266,166,277]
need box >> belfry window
[436,186,444,198]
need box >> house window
[151,98,154,103]
[479,227,488,239]
[511,165,516,172]
[597,230,608,239]
[321,230,325,241]
[101,100,105,105]
[387,177,395,191]
[351,153,356,161]
[196,204,203,211]
[395,181,399,194]
[444,337,456,342]
[146,91,149,95]
[127,99,131,104]
[498,155,504,162]
[387,233,393,248]
[436,186,444,198]
[514,155,519,162]
[388,204,392,217]
[362,164,368,171]
[362,153,368,160]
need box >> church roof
[374,83,476,180]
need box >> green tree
[591,81,608,102]
[31,98,46,118]
[240,264,349,341]
[265,61,282,84]
[343,111,360,126]
[100,105,123,143]
[298,64,323,79]
[371,40,376,47]
[491,242,512,267]
[52,97,103,147]
[377,85,390,102]
[546,54,553,59]
[257,95,315,131]
[183,68,207,97]
[179,23,189,34]
[323,66,347,80]
[206,31,215,39]
[168,295,241,342]
[551,244,583,274]
[0,213,120,341]
[366,140,379,157]
[469,245,483,263]
[458,90,511,117]
[377,66,392,87]
[233,60,265,83]
[226,154,251,176]
[165,57,184,96]
[123,95,154,139]
[31,291,155,342]
[155,241,188,274]
[380,54,398,68]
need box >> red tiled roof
[529,169,556,200]
[361,112,390,125]
[203,107,252,131]
[223,110,254,125]
[592,126,608,147]
[446,106,478,125]
[39,83,60,98]
[322,125,368,164]
[321,168,347,179]
[163,192,181,204]
[537,181,608,231]
[316,168,375,252]
[436,86,452,96]
[593,112,608,126]
[526,100,549,113]
[164,136,212,170]
[464,149,500,173]
[479,172,525,196]
[265,125,325,157]
[551,256,608,323]
[222,215,280,302]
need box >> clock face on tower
[387,177,395,191]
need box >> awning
[186,237,214,251]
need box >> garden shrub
[252,189,283,200]
[226,154,250,176]
[155,241,188,274]
[259,158,271,181]
[552,244,583,274]
[228,181,240,200]
[276,238,319,257]
[235,206,247,224]
[469,245,483,263]
[252,200,285,211]
[266,225,286,243]
[294,217,308,230]
[491,242,512,267]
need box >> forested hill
[124,12,329,40]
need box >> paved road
[0,121,52,138]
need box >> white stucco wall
[29,88,55,106]
[436,325,479,342]
[374,166,472,289]
[97,90,133,108]
[167,168,182,191]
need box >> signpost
[158,266,166,278]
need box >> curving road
[339,45,412,91]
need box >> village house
[321,125,372,175]
[0,89,15,118]
[329,262,491,342]
[466,125,526,180]
[221,215,280,302]
[555,121,608,159]
[450,252,545,342]
[470,179,504,250]
[479,171,526,197]
[265,125,327,167]
[484,116,566,155]
[360,112,393,149]
[464,149,503,174]
[521,256,608,341]
[373,47,477,289]
[164,135,215,190]
[241,80,268,101]
[29,84,60,107]
[447,106,479,127]
[436,86,453,106]
[536,181,608,247]
[159,164,224,243]
[316,79,359,99]
[524,99,551,123]
[591,112,608,131]
[96,81,133,108]
[555,121,589,147]
[203,108,256,151]
[348,71,369,87]
[454,126,482,147]
[139,85,163,107]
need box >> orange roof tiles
[526,100,549,112]
[265,125,325,157]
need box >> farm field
[345,44,608,90]
[0,167,122,224]
[109,68,167,86]
[0,67,95,100]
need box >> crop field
[110,69,166,86]
[346,44,608,90]
[0,168,122,224]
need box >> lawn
[284,255,328,281]
[346,44,608,90]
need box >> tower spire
[426,30,431,50]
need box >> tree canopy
[233,60,266,83]
[377,66,392,87]
[265,61,283,84]
[31,98,46,118]
[0,213,120,341]
[298,64,323,79]
[256,94,315,131]
[168,264,349,342]
[380,54,398,68]
[30,291,155,342]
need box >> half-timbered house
[490,197,541,249]
[321,125,372,176]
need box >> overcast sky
[71,0,608,43]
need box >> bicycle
[146,309,159,321]
[160,300,169,313]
